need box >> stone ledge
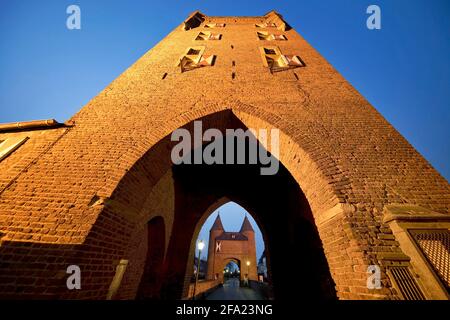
[316,202,356,226]
[383,204,450,224]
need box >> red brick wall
[186,279,220,299]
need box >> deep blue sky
[1,1,449,256]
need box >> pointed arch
[78,105,355,300]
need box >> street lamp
[192,240,205,299]
[246,260,250,286]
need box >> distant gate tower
[206,215,258,282]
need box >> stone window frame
[176,46,206,67]
[182,11,205,31]
[256,31,287,41]
[258,46,283,68]
[258,46,304,73]
[195,31,222,41]
[203,23,226,28]
[0,136,29,162]
[383,204,450,300]
[176,46,216,73]
[255,22,277,28]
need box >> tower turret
[239,216,254,233]
[239,216,258,281]
[206,213,224,280]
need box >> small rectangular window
[187,48,201,55]
[256,22,277,28]
[257,32,286,41]
[177,46,216,73]
[257,32,270,40]
[204,23,225,28]
[272,34,287,41]
[183,12,205,31]
[259,46,305,73]
[282,55,304,67]
[195,31,221,41]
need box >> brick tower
[0,10,449,300]
[206,214,225,281]
[206,214,258,282]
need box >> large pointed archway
[67,108,358,300]
[101,109,339,300]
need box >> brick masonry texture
[0,11,449,300]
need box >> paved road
[206,278,265,300]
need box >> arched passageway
[222,259,242,281]
[80,110,340,300]
[157,115,337,300]
[223,260,241,276]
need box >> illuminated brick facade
[0,11,449,300]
